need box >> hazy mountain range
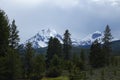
[23,29,119,48]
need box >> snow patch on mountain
[79,31,103,45]
[24,29,63,48]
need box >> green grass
[42,76,69,80]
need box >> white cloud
[11,0,80,9]
[51,0,80,9]
[91,0,120,7]
[3,0,120,9]
[12,0,45,6]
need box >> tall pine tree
[0,9,10,56]
[46,37,62,68]
[46,37,53,68]
[9,20,20,49]
[9,19,22,80]
[63,29,72,60]
[25,42,34,79]
[89,39,104,68]
[46,37,62,77]
[0,9,22,80]
[102,25,113,65]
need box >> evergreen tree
[46,54,62,77]
[33,54,45,80]
[0,49,22,80]
[80,49,85,70]
[46,37,62,68]
[80,49,85,63]
[0,9,10,56]
[0,9,10,80]
[46,37,54,68]
[9,20,20,49]
[63,29,72,60]
[102,25,113,44]
[72,53,83,70]
[0,9,22,80]
[6,49,23,80]
[89,39,104,68]
[0,56,9,80]
[9,20,22,80]
[102,25,113,65]
[53,38,62,57]
[25,42,34,79]
[46,37,62,77]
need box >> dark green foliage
[69,68,80,80]
[69,52,87,80]
[25,42,35,79]
[0,9,23,80]
[6,49,23,80]
[100,69,105,80]
[62,59,83,80]
[46,54,62,77]
[102,46,110,66]
[113,69,117,76]
[110,56,119,67]
[9,20,20,49]
[102,25,113,43]
[52,37,62,57]
[72,53,84,70]
[66,60,75,73]
[0,9,10,56]
[114,57,119,66]
[80,49,85,63]
[63,29,72,60]
[80,49,86,70]
[0,56,9,80]
[89,68,94,76]
[69,70,88,80]
[46,37,53,68]
[46,37,62,68]
[0,49,22,80]
[32,54,46,80]
[102,25,113,65]
[89,39,105,68]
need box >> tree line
[0,9,114,80]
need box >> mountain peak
[93,31,102,34]
[79,31,103,45]
[38,28,57,37]
[92,31,102,39]
[25,28,62,48]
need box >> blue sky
[0,0,120,42]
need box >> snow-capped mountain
[24,29,118,48]
[78,31,118,46]
[79,31,103,46]
[25,29,63,48]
